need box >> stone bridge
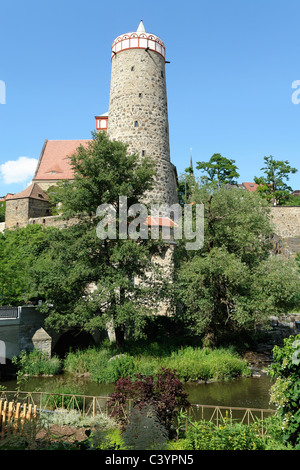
[0,305,102,364]
[0,306,51,363]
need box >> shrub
[269,334,300,448]
[108,368,190,437]
[184,418,265,450]
[39,408,116,429]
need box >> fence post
[93,397,96,417]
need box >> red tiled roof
[146,216,178,228]
[33,139,91,182]
[0,193,15,201]
[242,182,260,192]
[6,183,49,201]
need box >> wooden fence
[0,400,37,440]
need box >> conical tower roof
[137,20,146,33]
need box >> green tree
[177,169,197,205]
[196,154,240,187]
[254,155,298,205]
[174,184,300,345]
[0,225,49,306]
[29,131,167,349]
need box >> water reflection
[0,373,275,410]
[185,376,275,410]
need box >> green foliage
[175,184,300,345]
[196,153,240,187]
[184,417,265,450]
[12,349,62,377]
[269,334,300,448]
[254,155,298,205]
[0,224,50,305]
[63,344,249,384]
[89,427,126,450]
[281,194,300,206]
[29,131,167,348]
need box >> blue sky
[0,0,300,197]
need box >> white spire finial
[137,20,146,33]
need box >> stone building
[108,20,178,207]
[31,21,178,210]
[5,183,51,229]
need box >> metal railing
[0,307,19,319]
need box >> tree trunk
[115,326,125,350]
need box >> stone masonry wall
[28,198,51,219]
[108,48,178,208]
[5,198,30,229]
[270,206,300,257]
[270,206,300,238]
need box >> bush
[108,368,190,437]
[184,418,265,450]
[39,408,116,429]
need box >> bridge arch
[52,328,96,358]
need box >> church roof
[6,183,49,201]
[33,139,91,182]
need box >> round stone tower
[107,21,178,207]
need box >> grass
[12,349,62,377]
[63,341,250,384]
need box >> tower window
[139,93,142,98]
[161,71,164,78]
[142,150,145,157]
[131,66,135,71]
[134,121,138,127]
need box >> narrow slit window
[142,150,145,157]
[131,66,135,71]
[161,71,164,78]
[134,121,138,127]
[139,93,142,98]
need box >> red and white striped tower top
[111,20,166,60]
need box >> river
[0,372,275,411]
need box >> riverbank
[43,344,251,384]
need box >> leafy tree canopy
[254,155,298,205]
[0,225,50,306]
[29,131,168,348]
[174,183,300,345]
[196,154,240,187]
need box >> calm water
[0,373,275,410]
